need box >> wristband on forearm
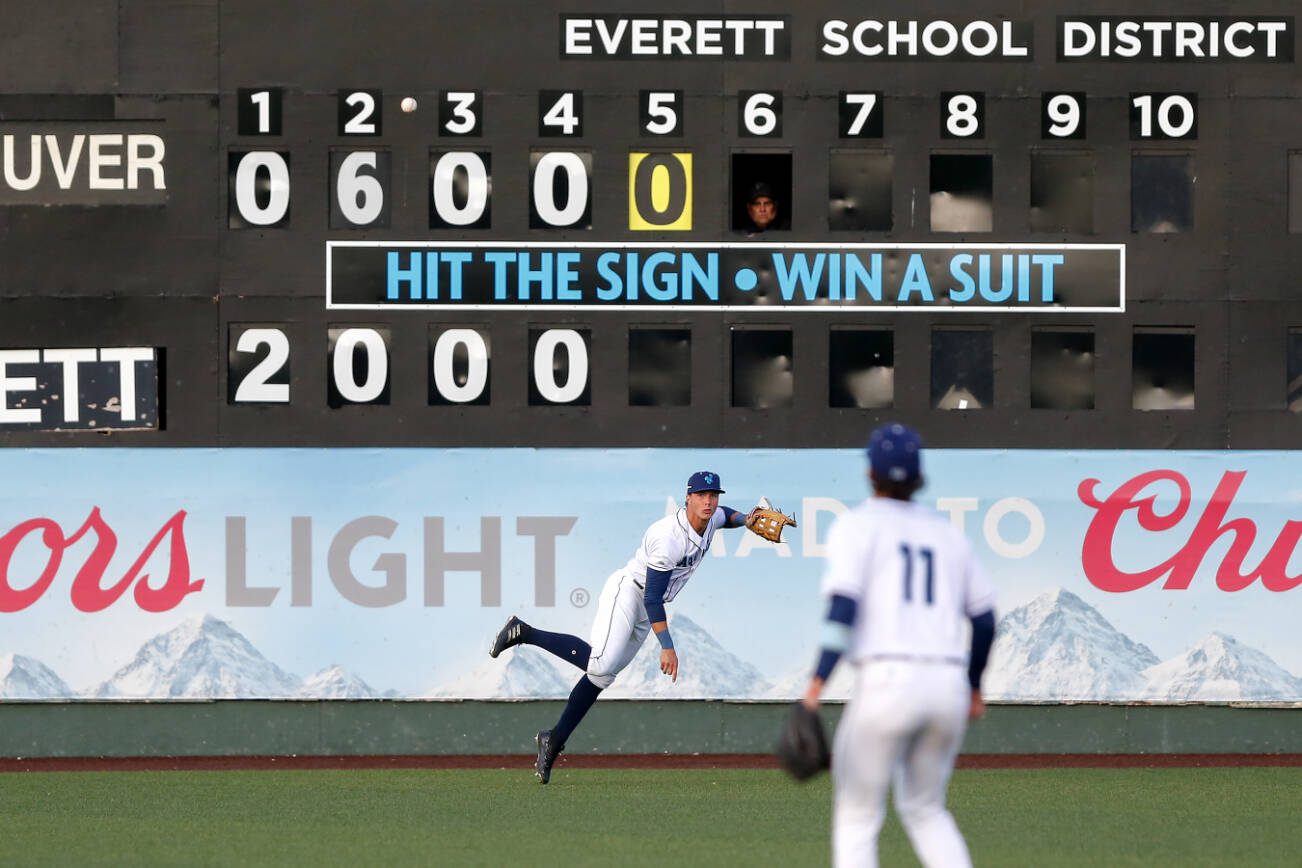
[656,630,674,650]
[814,648,841,681]
[814,593,858,682]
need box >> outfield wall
[3,448,1301,705]
[0,701,1297,758]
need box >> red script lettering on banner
[0,507,203,612]
[1078,470,1302,593]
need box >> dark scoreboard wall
[0,1,1299,449]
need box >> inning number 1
[901,544,935,605]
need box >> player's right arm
[962,538,998,719]
[641,528,680,682]
[643,566,678,682]
[967,610,995,719]
[802,593,857,710]
[802,516,866,709]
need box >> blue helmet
[867,423,922,483]
[686,471,725,494]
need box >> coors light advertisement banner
[0,449,1299,704]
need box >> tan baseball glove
[745,496,798,543]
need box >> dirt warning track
[1,753,1298,773]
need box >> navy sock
[552,675,603,747]
[526,627,591,670]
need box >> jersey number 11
[900,544,935,605]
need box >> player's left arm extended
[720,506,749,528]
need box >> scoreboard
[1,1,1300,449]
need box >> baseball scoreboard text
[0,348,159,431]
[327,243,1123,311]
[225,88,1208,232]
[0,9,1297,432]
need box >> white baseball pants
[832,660,972,868]
[585,571,651,688]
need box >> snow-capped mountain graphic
[765,669,810,702]
[0,653,74,699]
[985,589,1160,701]
[94,615,301,699]
[766,663,856,702]
[1141,632,1302,702]
[429,614,769,700]
[298,665,383,699]
[604,614,771,699]
[8,592,1295,703]
[428,645,578,699]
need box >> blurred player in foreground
[488,471,763,784]
[801,423,997,867]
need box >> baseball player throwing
[489,471,784,784]
[801,424,997,868]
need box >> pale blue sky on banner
[1,449,1298,692]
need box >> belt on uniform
[863,654,965,666]
[632,577,645,590]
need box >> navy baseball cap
[867,423,922,483]
[686,470,725,494]
[747,181,775,203]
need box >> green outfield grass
[0,767,1297,866]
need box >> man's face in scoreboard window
[746,183,779,232]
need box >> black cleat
[535,730,564,784]
[489,615,528,659]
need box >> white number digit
[1046,95,1080,137]
[844,93,879,136]
[431,152,489,225]
[1158,95,1194,138]
[946,94,979,137]
[336,151,384,225]
[332,328,388,403]
[532,152,588,227]
[743,93,778,135]
[543,92,579,135]
[1133,95,1195,138]
[445,91,477,134]
[250,90,270,133]
[343,92,377,135]
[645,92,677,135]
[433,329,489,403]
[233,329,289,403]
[234,151,290,225]
[1133,95,1154,137]
[533,330,588,403]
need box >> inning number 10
[1131,93,1197,139]
[900,544,935,605]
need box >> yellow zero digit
[628,152,692,231]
